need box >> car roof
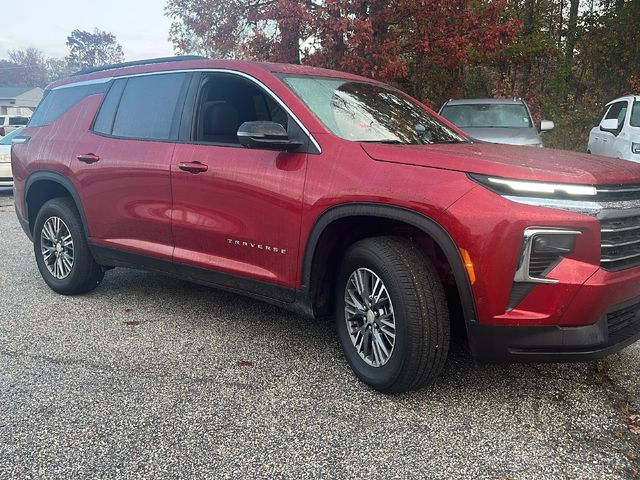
[46,57,380,90]
[443,98,526,106]
[606,95,640,105]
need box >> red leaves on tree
[167,0,520,100]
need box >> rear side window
[0,117,5,124]
[94,73,188,141]
[29,83,108,127]
[9,116,29,126]
[631,101,640,128]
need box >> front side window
[193,73,289,145]
[605,101,628,129]
[440,104,533,128]
[630,101,640,128]
[282,76,465,144]
[94,73,188,141]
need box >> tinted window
[0,117,4,124]
[29,83,108,127]
[9,116,29,125]
[283,76,465,144]
[631,101,640,128]
[110,73,188,140]
[93,79,126,135]
[195,74,289,144]
[440,104,532,128]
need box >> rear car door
[73,72,190,261]
[170,72,311,301]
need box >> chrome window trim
[51,77,114,90]
[52,69,322,153]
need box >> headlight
[469,174,597,197]
[632,143,640,155]
[0,153,10,163]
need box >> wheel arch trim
[24,170,90,237]
[300,202,478,325]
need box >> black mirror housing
[237,121,303,151]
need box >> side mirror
[600,118,619,133]
[540,120,554,132]
[237,121,303,151]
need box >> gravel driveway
[0,190,639,479]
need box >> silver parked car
[439,98,554,147]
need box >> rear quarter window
[29,82,108,127]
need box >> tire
[335,236,449,393]
[33,197,104,295]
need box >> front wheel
[33,197,104,295]
[336,237,449,393]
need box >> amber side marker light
[459,248,476,285]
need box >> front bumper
[0,162,12,187]
[470,295,640,362]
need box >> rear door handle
[77,153,100,164]
[178,161,209,174]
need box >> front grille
[600,215,640,270]
[596,184,640,202]
[0,177,12,182]
[607,301,640,343]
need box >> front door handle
[77,153,100,164]
[178,161,209,174]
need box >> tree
[7,48,48,86]
[166,0,310,63]
[165,0,520,100]
[46,58,72,83]
[66,29,124,71]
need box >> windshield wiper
[431,139,467,144]
[359,139,404,144]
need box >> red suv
[12,57,640,392]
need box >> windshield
[0,127,23,145]
[440,103,533,128]
[281,76,467,144]
[631,101,640,128]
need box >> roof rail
[70,55,208,77]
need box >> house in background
[0,87,44,116]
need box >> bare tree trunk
[278,17,301,64]
[565,0,580,65]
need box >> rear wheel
[33,197,104,294]
[336,236,449,393]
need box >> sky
[0,0,175,61]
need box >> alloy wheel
[344,268,396,367]
[40,216,74,279]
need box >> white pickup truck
[588,95,640,162]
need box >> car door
[170,72,310,301]
[599,101,629,158]
[73,72,190,261]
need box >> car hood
[462,127,541,146]
[360,142,640,184]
